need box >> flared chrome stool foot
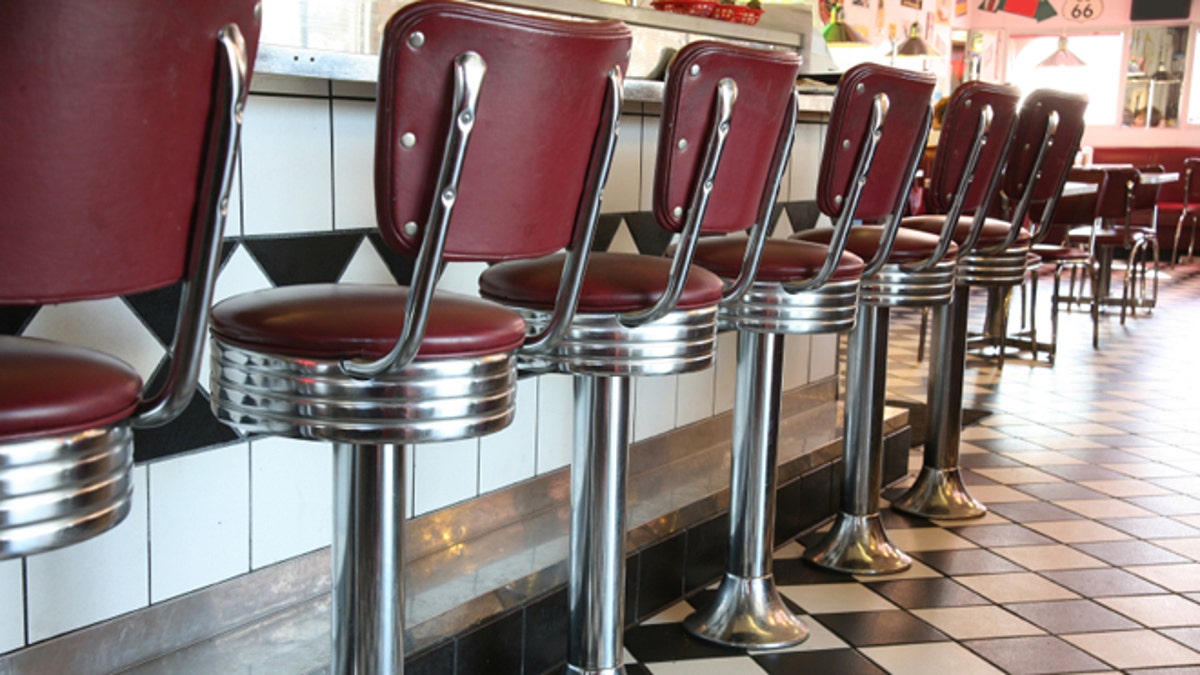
[685,573,809,648]
[890,467,986,520]
[804,513,912,575]
[566,667,624,675]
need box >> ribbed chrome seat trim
[859,261,956,307]
[719,278,859,334]
[957,246,1030,286]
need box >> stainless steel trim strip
[718,278,859,335]
[859,260,956,307]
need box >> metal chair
[0,1,257,559]
[208,3,630,672]
[787,65,945,571]
[893,89,1088,520]
[1167,157,1200,265]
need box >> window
[1007,33,1124,126]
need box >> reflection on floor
[623,264,1200,674]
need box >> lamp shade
[1038,35,1085,67]
[896,22,939,57]
[822,5,870,45]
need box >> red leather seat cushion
[1031,243,1089,262]
[0,336,141,441]
[902,215,1030,248]
[691,237,864,283]
[479,251,724,312]
[210,284,527,360]
[792,225,957,264]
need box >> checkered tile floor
[622,263,1200,674]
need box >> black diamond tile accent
[637,531,686,622]
[623,622,746,663]
[623,212,675,257]
[132,389,241,462]
[813,610,949,647]
[522,588,567,675]
[0,306,38,336]
[124,282,183,347]
[406,640,455,675]
[910,548,1027,576]
[366,232,415,285]
[243,232,363,287]
[772,556,855,585]
[783,201,821,234]
[455,608,522,675]
[592,213,626,253]
[754,647,887,675]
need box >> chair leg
[916,307,929,363]
[1188,213,1197,263]
[1173,211,1186,268]
[332,443,406,675]
[1028,269,1039,362]
[569,375,631,675]
[1050,264,1064,364]
[892,288,987,519]
[804,303,911,575]
[685,331,809,648]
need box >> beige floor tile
[1077,479,1173,497]
[853,559,942,582]
[1053,499,1157,519]
[960,427,1011,441]
[992,544,1109,571]
[1178,515,1200,529]
[910,606,1044,640]
[778,583,896,614]
[883,527,978,552]
[971,467,1064,485]
[1063,630,1200,669]
[1032,436,1109,450]
[644,656,770,674]
[997,450,1084,466]
[1101,462,1189,478]
[966,484,1039,503]
[1095,594,1200,627]
[860,642,1005,675]
[956,572,1080,603]
[1047,422,1130,436]
[1125,563,1200,592]
[1026,520,1134,543]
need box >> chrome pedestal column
[685,278,857,646]
[568,375,630,675]
[332,443,406,675]
[893,248,1025,519]
[805,262,955,574]
[684,332,808,648]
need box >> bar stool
[0,1,257,559]
[894,89,1088,520]
[480,40,798,674]
[208,4,631,673]
[797,80,1017,574]
[1165,157,1200,265]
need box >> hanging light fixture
[895,21,940,57]
[822,4,870,45]
[1038,35,1086,67]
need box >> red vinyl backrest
[1001,90,1088,210]
[1095,166,1139,220]
[925,81,1020,215]
[817,63,936,222]
[375,1,631,261]
[653,41,802,235]
[1043,167,1105,227]
[0,1,261,305]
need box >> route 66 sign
[1063,0,1101,22]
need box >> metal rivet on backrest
[403,221,419,236]
[677,138,688,151]
[400,133,416,148]
[408,31,425,48]
[834,194,843,205]
[673,206,684,218]
[842,139,851,150]
[689,64,701,77]
[855,83,865,94]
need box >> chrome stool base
[890,466,986,520]
[684,573,809,649]
[804,512,912,575]
[566,666,624,675]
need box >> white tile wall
[790,123,825,202]
[250,439,334,569]
[149,443,251,603]
[713,330,739,415]
[412,438,480,517]
[241,96,333,235]
[0,558,24,654]
[479,378,538,494]
[339,238,398,284]
[633,375,679,442]
[783,334,813,391]
[676,366,716,428]
[24,298,166,382]
[331,99,377,232]
[603,113,644,215]
[810,332,840,381]
[25,467,150,642]
[437,262,489,298]
[536,374,575,474]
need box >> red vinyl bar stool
[480,40,788,674]
[797,79,1019,575]
[0,2,258,559]
[681,62,933,641]
[894,90,1088,520]
[208,3,630,673]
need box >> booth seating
[894,90,1088,520]
[0,2,258,559]
[1066,166,1160,325]
[1090,147,1199,264]
[795,80,1018,573]
[481,39,797,674]
[209,3,631,672]
[680,62,932,644]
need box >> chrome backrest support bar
[135,24,250,427]
[620,77,737,328]
[341,51,485,378]
[979,110,1059,256]
[865,103,932,276]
